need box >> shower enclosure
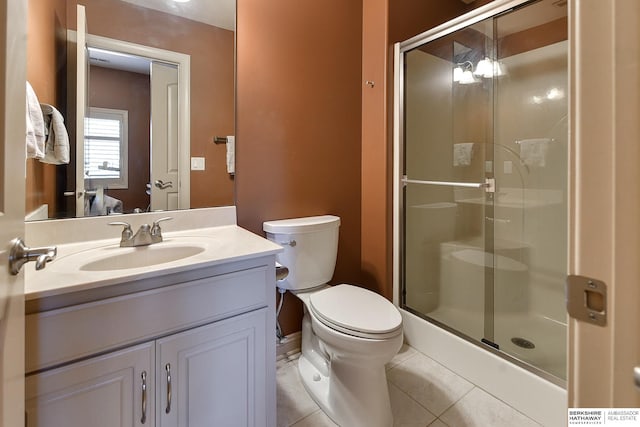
[395,0,567,383]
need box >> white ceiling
[119,0,235,31]
[88,47,152,75]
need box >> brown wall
[26,0,67,216]
[236,0,364,335]
[88,65,150,212]
[388,0,492,43]
[499,17,568,58]
[361,0,390,300]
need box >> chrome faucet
[109,217,172,247]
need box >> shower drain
[511,337,535,349]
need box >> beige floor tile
[277,359,319,427]
[387,351,474,417]
[389,383,437,427]
[439,387,541,427]
[291,410,338,427]
[428,420,449,427]
[387,342,419,371]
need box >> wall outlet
[191,157,205,171]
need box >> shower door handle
[402,177,495,193]
[634,367,640,390]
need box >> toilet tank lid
[263,215,340,234]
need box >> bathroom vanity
[23,208,281,427]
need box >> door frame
[71,31,191,212]
[1,0,26,426]
[568,0,640,407]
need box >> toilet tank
[263,215,341,291]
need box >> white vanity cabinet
[25,342,154,427]
[25,256,277,427]
[156,309,267,427]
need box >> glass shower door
[402,16,495,342]
[491,1,568,380]
[399,0,568,382]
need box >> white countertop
[25,224,282,301]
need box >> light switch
[191,157,205,171]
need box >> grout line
[289,409,329,427]
[437,385,475,419]
[388,382,439,421]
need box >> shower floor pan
[426,305,566,380]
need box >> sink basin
[50,237,212,273]
[80,245,206,271]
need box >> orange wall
[236,0,364,335]
[88,65,150,212]
[26,0,67,216]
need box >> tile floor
[277,344,542,427]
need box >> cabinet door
[157,309,267,427]
[25,342,155,427]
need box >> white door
[568,0,640,407]
[150,62,179,212]
[74,5,87,217]
[0,1,26,426]
[156,309,267,427]
[25,343,154,427]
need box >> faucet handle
[109,221,134,242]
[152,216,173,226]
[151,217,173,242]
[151,217,173,233]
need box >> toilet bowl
[263,216,403,427]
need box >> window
[84,107,128,189]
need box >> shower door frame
[392,0,566,386]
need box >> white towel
[84,189,123,216]
[26,82,45,159]
[518,138,550,167]
[226,135,235,175]
[453,142,474,167]
[40,103,70,165]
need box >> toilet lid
[309,284,402,338]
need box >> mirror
[25,0,236,220]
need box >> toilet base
[298,354,393,427]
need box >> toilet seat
[309,284,402,340]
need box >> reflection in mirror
[81,33,191,216]
[25,0,236,221]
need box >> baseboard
[276,331,301,361]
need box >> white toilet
[263,215,403,427]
